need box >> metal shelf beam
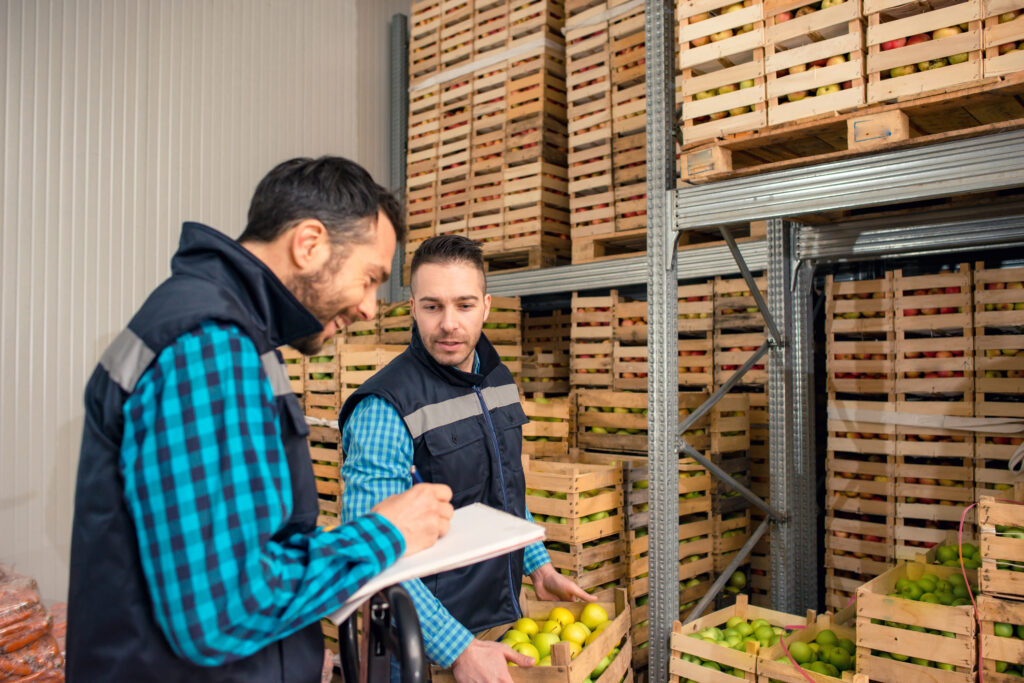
[673,129,1024,229]
[485,240,767,297]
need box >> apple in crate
[932,26,961,40]
[882,37,907,50]
[690,13,711,46]
[711,28,734,41]
[775,10,793,22]
[817,84,841,95]
[890,64,917,77]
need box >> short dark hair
[239,156,405,246]
[410,235,486,285]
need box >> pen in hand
[410,465,425,484]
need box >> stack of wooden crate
[570,291,616,389]
[405,1,571,279]
[278,345,305,411]
[892,263,976,560]
[978,495,1024,681]
[824,272,898,610]
[522,395,574,460]
[973,262,1024,500]
[521,310,572,395]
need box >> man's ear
[289,219,330,273]
[408,295,416,321]
[482,293,492,321]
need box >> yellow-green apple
[890,64,917,77]
[932,26,960,39]
[689,13,711,46]
[826,55,847,66]
[948,52,968,64]
[711,28,734,41]
[817,83,841,95]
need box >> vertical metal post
[766,219,795,613]
[387,13,409,304]
[790,234,818,609]
[646,1,677,681]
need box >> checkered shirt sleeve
[120,321,404,666]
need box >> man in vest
[68,156,454,682]
[339,235,594,683]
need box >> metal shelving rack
[644,1,1024,680]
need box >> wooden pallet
[679,71,1024,183]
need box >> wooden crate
[379,301,413,345]
[765,0,867,126]
[622,456,715,530]
[980,496,1024,600]
[975,432,1024,499]
[571,292,615,388]
[431,589,632,683]
[714,509,753,573]
[711,393,751,454]
[669,594,811,683]
[865,0,983,104]
[983,0,1024,76]
[576,389,710,453]
[309,425,344,528]
[522,349,572,395]
[524,310,572,354]
[856,562,978,682]
[611,336,715,391]
[525,458,625,545]
[338,344,406,402]
[678,281,716,334]
[609,2,646,136]
[508,0,566,47]
[973,262,1024,418]
[342,315,381,345]
[715,330,769,387]
[715,274,769,331]
[522,395,574,459]
[894,425,975,560]
[678,0,768,145]
[612,296,647,343]
[756,611,866,683]
[826,273,897,398]
[481,295,523,343]
[440,0,474,71]
[979,594,1024,682]
[893,263,974,414]
[278,344,305,397]
[402,226,435,286]
[474,0,510,57]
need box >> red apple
[882,37,907,50]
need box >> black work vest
[68,222,325,682]
[339,325,529,634]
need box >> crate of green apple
[855,561,978,682]
[525,458,625,545]
[765,0,866,126]
[576,389,711,453]
[979,594,1024,682]
[379,302,413,344]
[975,433,1024,499]
[430,589,632,683]
[756,610,866,682]
[522,396,573,459]
[983,0,1024,76]
[979,496,1024,601]
[670,594,811,682]
[974,262,1024,418]
[865,0,983,104]
[678,0,768,145]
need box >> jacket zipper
[473,386,522,619]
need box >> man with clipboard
[340,236,594,682]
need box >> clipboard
[329,503,545,625]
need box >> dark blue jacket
[339,325,529,633]
[68,223,324,682]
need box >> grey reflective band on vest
[100,328,156,393]
[402,380,520,439]
[479,383,521,412]
[260,351,294,397]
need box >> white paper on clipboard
[328,503,545,625]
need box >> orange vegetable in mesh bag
[0,567,63,681]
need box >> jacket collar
[170,222,323,347]
[409,321,501,387]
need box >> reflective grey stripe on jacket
[403,382,520,439]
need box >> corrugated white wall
[1,0,409,602]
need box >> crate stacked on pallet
[864,0,983,104]
[441,0,474,71]
[522,395,574,459]
[521,310,572,395]
[677,0,768,146]
[338,345,406,403]
[379,302,413,345]
[436,75,474,240]
[468,62,507,249]
[980,496,1024,603]
[609,2,648,257]
[714,274,769,388]
[893,264,976,560]
[575,449,714,671]
[474,0,509,59]
[484,295,524,379]
[856,562,978,682]
[678,281,716,390]
[983,0,1024,76]
[610,292,649,392]
[978,594,1024,682]
[304,336,344,421]
[824,273,898,610]
[524,458,629,597]
[571,291,615,388]
[764,0,866,126]
[576,390,710,454]
[566,4,618,263]
[308,424,344,528]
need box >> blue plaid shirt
[341,354,550,667]
[121,321,405,665]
